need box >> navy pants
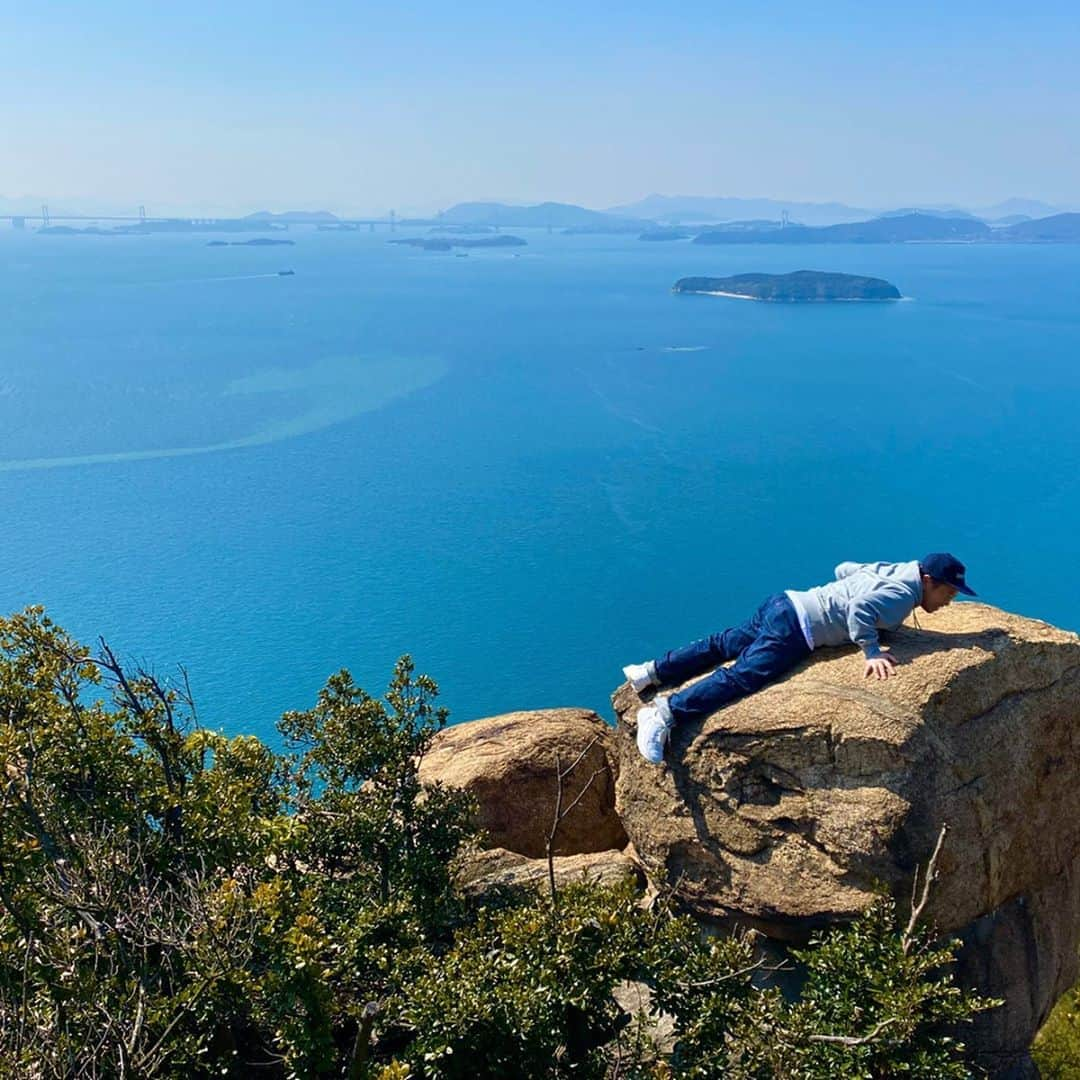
[654,593,811,723]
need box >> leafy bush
[0,608,474,1076]
[0,608,995,1078]
[1034,984,1080,1079]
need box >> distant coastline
[20,204,1079,245]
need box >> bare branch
[559,765,607,822]
[682,957,773,989]
[560,736,601,783]
[546,737,607,909]
[547,751,563,906]
[903,823,949,954]
[808,1016,900,1046]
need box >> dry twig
[807,1016,901,1046]
[903,823,949,955]
[546,737,606,908]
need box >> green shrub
[0,608,997,1078]
[1034,984,1080,1079]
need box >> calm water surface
[2,229,1079,741]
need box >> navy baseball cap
[920,552,976,596]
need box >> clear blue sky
[3,2,1078,215]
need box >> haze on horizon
[3,2,1078,219]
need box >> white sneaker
[622,660,658,694]
[635,696,673,765]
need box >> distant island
[206,238,295,247]
[673,271,902,302]
[639,227,692,242]
[391,238,453,251]
[429,224,497,235]
[389,234,527,251]
[38,225,120,236]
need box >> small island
[389,237,454,251]
[673,270,902,302]
[206,238,295,247]
[389,234,527,251]
[639,227,692,242]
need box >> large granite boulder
[612,602,1080,1077]
[420,708,627,858]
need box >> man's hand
[864,653,899,680]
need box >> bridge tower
[139,204,147,223]
[389,209,397,232]
[780,209,790,229]
[41,204,50,228]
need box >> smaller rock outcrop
[419,708,627,858]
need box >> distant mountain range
[6,195,1074,237]
[433,197,1080,244]
[437,201,642,229]
[246,210,340,223]
[971,198,1065,220]
[605,195,876,226]
[605,194,1069,226]
[996,213,1080,242]
[692,212,1080,245]
[437,196,1072,231]
[694,213,990,245]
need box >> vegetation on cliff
[1035,986,1080,1078]
[0,609,996,1077]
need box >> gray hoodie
[785,560,923,659]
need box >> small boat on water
[277,269,295,276]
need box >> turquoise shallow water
[2,229,1079,741]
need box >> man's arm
[847,587,910,679]
[834,561,864,580]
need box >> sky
[2,2,1079,217]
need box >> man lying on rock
[623,553,975,765]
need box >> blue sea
[2,228,1079,743]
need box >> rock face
[612,602,1080,1076]
[420,708,627,858]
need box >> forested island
[673,270,902,302]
